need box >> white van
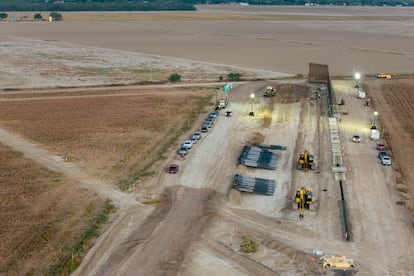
[358,91,366,99]
[370,129,380,140]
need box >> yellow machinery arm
[294,187,313,219]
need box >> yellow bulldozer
[297,150,315,172]
[293,187,313,219]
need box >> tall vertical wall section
[309,63,350,241]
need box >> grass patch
[142,198,161,205]
[130,68,152,74]
[240,236,259,254]
[47,199,115,275]
[73,66,114,76]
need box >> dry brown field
[0,87,213,274]
[0,88,212,188]
[0,5,414,275]
[0,143,107,274]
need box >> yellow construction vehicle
[261,85,276,97]
[293,187,313,219]
[375,73,392,79]
[322,255,355,269]
[297,151,315,172]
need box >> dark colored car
[178,147,188,155]
[209,112,217,119]
[211,110,219,116]
[376,143,386,150]
[168,164,179,173]
[204,121,212,128]
[201,126,208,133]
[207,116,215,124]
[378,151,388,160]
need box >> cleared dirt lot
[0,6,414,275]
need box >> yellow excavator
[294,187,313,219]
[297,151,315,172]
[261,85,276,97]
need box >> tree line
[0,0,196,12]
[0,0,411,12]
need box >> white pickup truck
[380,155,392,166]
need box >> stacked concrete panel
[329,117,346,181]
[232,174,275,196]
[238,146,277,170]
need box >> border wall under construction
[308,63,336,117]
[309,63,350,241]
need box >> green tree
[34,13,42,20]
[50,12,62,21]
[0,12,7,20]
[168,73,181,82]
[227,72,241,81]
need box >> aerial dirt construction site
[1,5,414,276]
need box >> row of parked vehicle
[352,134,391,166]
[201,110,219,133]
[376,143,392,166]
[177,110,219,156]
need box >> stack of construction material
[232,174,275,195]
[238,146,277,170]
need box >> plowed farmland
[0,88,212,188]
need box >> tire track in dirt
[94,186,218,276]
[209,209,327,275]
[0,127,137,208]
[218,207,355,258]
[204,239,279,276]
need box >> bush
[50,12,62,21]
[0,12,7,20]
[34,13,42,20]
[227,72,241,81]
[240,236,258,254]
[168,73,181,82]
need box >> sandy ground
[0,6,413,275]
[1,7,414,76]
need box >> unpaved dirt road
[0,128,137,209]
